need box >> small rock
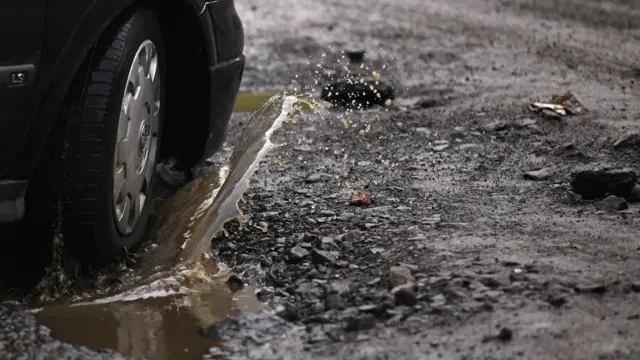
[325,294,346,310]
[349,191,372,206]
[483,120,509,132]
[289,245,309,262]
[328,281,351,296]
[628,183,640,202]
[311,249,337,265]
[433,144,450,152]
[370,247,385,254]
[367,277,381,286]
[257,287,275,302]
[596,195,628,211]
[415,127,431,135]
[358,304,378,312]
[575,283,607,294]
[306,173,333,183]
[523,168,552,181]
[452,126,467,138]
[482,327,514,343]
[345,314,377,332]
[497,327,513,341]
[613,131,640,149]
[226,274,245,292]
[393,286,418,307]
[430,294,447,307]
[478,274,510,289]
[514,118,537,128]
[570,167,637,199]
[546,293,567,307]
[416,99,439,108]
[389,265,415,288]
[341,230,362,242]
[630,282,640,292]
[407,234,426,241]
[564,191,582,204]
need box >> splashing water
[141,94,304,271]
[38,93,314,306]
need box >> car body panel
[0,0,244,222]
[0,0,46,178]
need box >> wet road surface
[2,0,640,359]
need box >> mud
[2,0,640,359]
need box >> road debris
[529,91,585,117]
[596,195,628,211]
[523,167,553,181]
[570,167,637,199]
[349,191,372,206]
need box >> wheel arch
[19,0,217,178]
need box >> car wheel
[58,8,165,268]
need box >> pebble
[547,293,567,307]
[483,120,510,132]
[341,230,362,242]
[574,283,607,294]
[452,126,467,137]
[289,245,310,262]
[345,314,377,332]
[433,144,450,152]
[613,131,640,149]
[393,286,418,307]
[226,274,245,292]
[325,294,346,310]
[596,195,628,211]
[523,168,552,181]
[415,127,432,135]
[514,118,537,128]
[497,327,514,341]
[311,249,337,265]
[389,265,415,288]
[305,173,333,183]
[408,234,427,241]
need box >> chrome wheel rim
[113,40,160,235]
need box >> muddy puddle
[30,93,313,360]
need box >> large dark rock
[320,77,395,110]
[570,167,637,199]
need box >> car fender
[13,0,218,178]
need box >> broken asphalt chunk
[570,167,637,199]
[613,131,640,150]
[320,77,395,110]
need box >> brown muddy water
[30,93,312,360]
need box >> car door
[0,0,46,177]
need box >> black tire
[57,8,166,268]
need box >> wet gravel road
[3,0,640,359]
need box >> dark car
[0,0,244,268]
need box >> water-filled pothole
[28,94,310,360]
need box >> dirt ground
[2,0,640,359]
[208,0,640,358]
